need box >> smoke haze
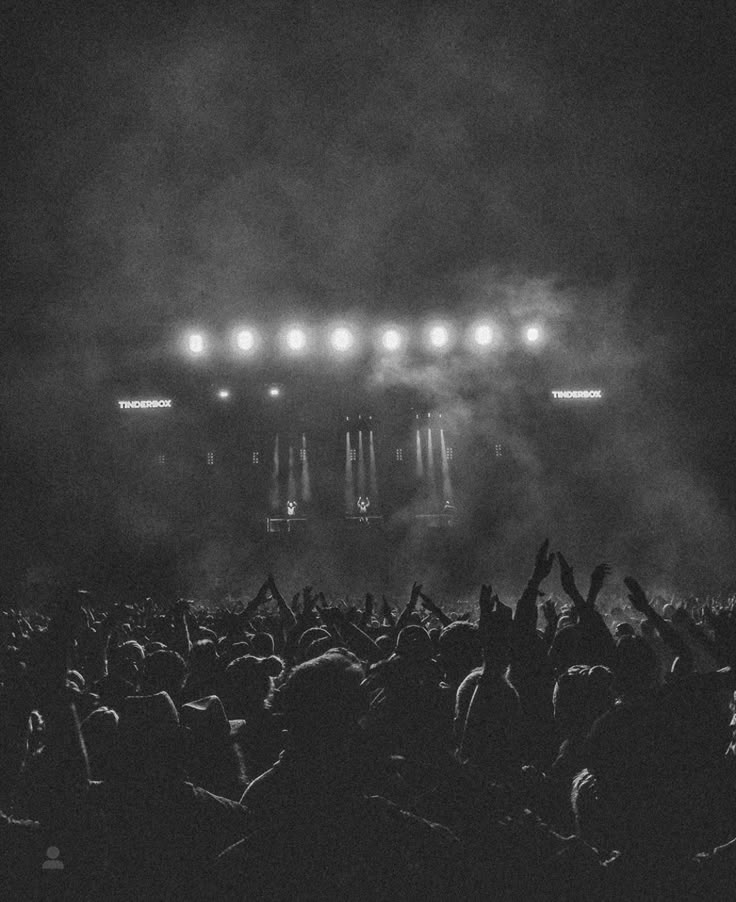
[3,1,735,598]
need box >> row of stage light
[182,321,546,358]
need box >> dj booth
[264,513,455,534]
[265,517,308,534]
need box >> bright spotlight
[525,325,541,344]
[285,327,307,352]
[381,328,403,352]
[188,333,205,355]
[236,329,256,352]
[330,327,354,352]
[428,324,450,349]
[473,324,493,346]
[217,389,231,400]
[267,385,281,398]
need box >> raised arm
[396,581,422,632]
[170,599,192,659]
[34,592,91,826]
[418,591,452,628]
[625,577,693,670]
[556,553,587,612]
[555,554,614,666]
[514,539,555,637]
[586,563,611,609]
[270,575,297,633]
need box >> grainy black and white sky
[3,0,736,588]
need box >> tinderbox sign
[117,399,173,410]
[551,390,603,400]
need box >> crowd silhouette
[3,541,736,899]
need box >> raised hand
[531,539,556,585]
[244,580,271,614]
[409,581,422,609]
[557,553,585,607]
[624,576,651,615]
[587,562,611,607]
[364,593,374,618]
[419,591,438,613]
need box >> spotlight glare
[525,325,541,344]
[217,389,231,400]
[429,324,450,349]
[330,327,354,352]
[473,324,493,346]
[268,385,281,398]
[236,329,256,352]
[188,333,204,355]
[381,328,402,352]
[285,327,307,352]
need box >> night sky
[3,0,736,593]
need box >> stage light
[268,385,281,398]
[285,327,307,352]
[525,325,541,344]
[473,324,493,346]
[235,329,256,352]
[428,324,450,350]
[217,389,231,400]
[330,327,354,352]
[188,333,205,355]
[381,328,403,352]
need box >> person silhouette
[357,496,370,523]
[42,847,64,870]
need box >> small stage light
[428,324,450,349]
[330,327,354,352]
[525,325,541,344]
[381,328,403,352]
[268,385,281,398]
[473,324,493,346]
[217,389,231,400]
[285,327,307,352]
[236,329,256,352]
[188,333,205,355]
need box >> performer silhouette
[357,496,370,523]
